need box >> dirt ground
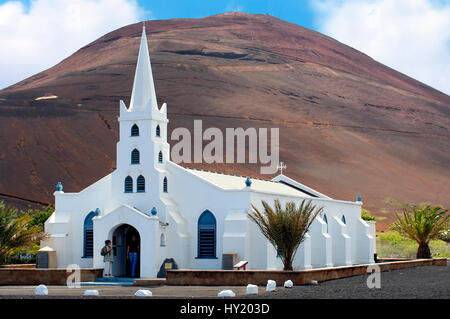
[0,266,448,299]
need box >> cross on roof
[277,162,286,175]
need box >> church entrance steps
[81,277,135,286]
[133,278,166,286]
[164,258,448,286]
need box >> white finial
[277,162,286,175]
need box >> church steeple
[117,22,169,175]
[128,25,158,113]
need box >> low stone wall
[133,278,167,287]
[1,264,36,269]
[0,268,103,285]
[377,258,415,262]
[166,258,447,286]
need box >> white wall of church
[44,160,374,273]
[43,173,113,268]
[165,161,252,270]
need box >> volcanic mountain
[0,12,449,229]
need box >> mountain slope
[0,12,449,229]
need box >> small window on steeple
[137,175,145,192]
[124,176,133,193]
[131,149,140,164]
[156,125,160,137]
[163,177,168,193]
[158,151,163,163]
[131,124,139,136]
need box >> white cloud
[0,0,147,89]
[226,0,244,13]
[310,0,450,95]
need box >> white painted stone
[284,280,293,288]
[218,289,235,297]
[84,289,99,296]
[266,280,276,292]
[35,284,48,296]
[135,289,152,297]
[40,25,376,277]
[310,280,318,285]
[246,284,258,295]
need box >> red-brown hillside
[0,12,449,230]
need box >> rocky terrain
[0,12,449,229]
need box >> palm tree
[0,201,44,265]
[248,199,323,271]
[390,204,449,259]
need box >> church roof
[186,168,312,198]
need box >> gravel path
[244,265,450,299]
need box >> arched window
[131,124,139,136]
[158,151,163,163]
[163,177,168,193]
[197,210,216,258]
[137,175,145,192]
[124,176,133,193]
[342,215,346,224]
[156,125,160,137]
[160,233,166,247]
[131,148,140,164]
[83,210,98,258]
[323,214,328,233]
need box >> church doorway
[112,224,141,278]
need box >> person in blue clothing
[126,235,139,277]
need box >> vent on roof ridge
[278,180,318,198]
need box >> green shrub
[361,209,376,221]
[0,203,53,265]
[0,201,44,265]
[249,199,323,271]
[377,231,450,258]
[390,204,449,258]
[23,205,54,231]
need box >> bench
[233,261,248,270]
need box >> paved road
[0,266,448,299]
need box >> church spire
[128,24,158,112]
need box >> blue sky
[0,0,449,94]
[141,0,316,28]
[0,0,318,29]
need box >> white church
[42,27,375,278]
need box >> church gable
[96,204,156,225]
